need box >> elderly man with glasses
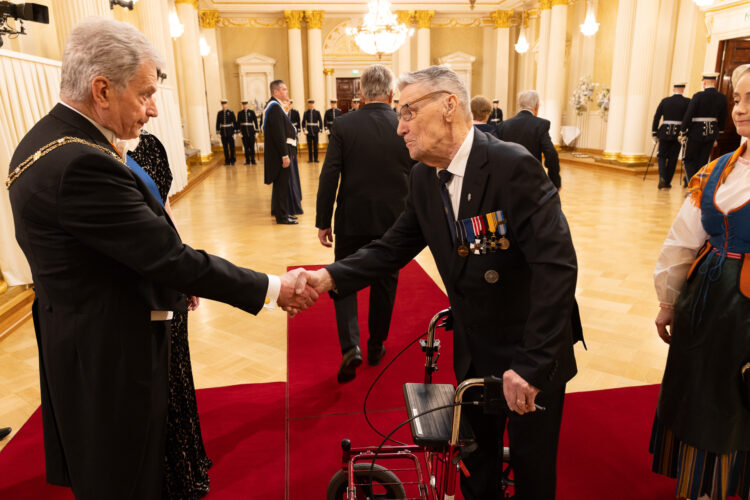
[306,65,583,499]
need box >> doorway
[336,77,361,113]
[714,37,750,157]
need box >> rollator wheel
[326,463,406,500]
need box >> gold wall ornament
[541,0,552,9]
[414,10,434,29]
[551,0,569,6]
[432,17,485,28]
[617,153,649,164]
[174,0,198,8]
[395,10,414,26]
[323,68,335,76]
[218,17,285,29]
[284,10,304,30]
[491,10,514,29]
[199,10,219,29]
[304,10,324,30]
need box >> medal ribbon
[462,218,476,243]
[496,210,507,236]
[486,211,498,234]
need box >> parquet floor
[0,153,686,451]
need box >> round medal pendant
[484,269,499,284]
[499,237,510,250]
[457,244,470,257]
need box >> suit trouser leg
[312,134,319,162]
[241,136,251,163]
[271,167,291,219]
[229,136,236,163]
[221,135,230,163]
[683,139,713,181]
[664,142,680,185]
[248,137,256,162]
[366,270,398,350]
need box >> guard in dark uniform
[238,100,259,165]
[680,72,728,182]
[215,99,237,165]
[288,100,301,136]
[302,99,323,162]
[324,99,342,138]
[488,99,503,126]
[392,98,399,113]
[350,97,360,112]
[652,82,691,189]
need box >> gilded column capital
[551,0,569,6]
[395,10,414,26]
[414,10,434,29]
[323,68,335,76]
[199,10,219,29]
[526,8,540,20]
[284,10,304,29]
[304,10,324,29]
[540,0,552,10]
[491,10,513,29]
[174,0,198,9]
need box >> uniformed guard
[215,99,237,165]
[652,82,691,189]
[302,99,323,162]
[237,100,259,165]
[350,97,360,112]
[324,99,342,137]
[488,99,503,126]
[680,72,728,182]
[288,99,301,136]
[392,98,399,113]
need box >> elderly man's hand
[305,268,336,295]
[318,228,333,248]
[278,268,319,317]
[503,369,540,415]
[655,305,674,344]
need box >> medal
[471,215,487,254]
[456,221,470,258]
[494,210,510,251]
[458,245,470,257]
[499,237,510,250]
[462,218,478,256]
[484,269,499,284]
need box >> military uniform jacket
[8,104,269,499]
[288,108,301,134]
[263,97,297,184]
[302,109,323,135]
[652,94,691,141]
[215,109,237,138]
[488,107,503,125]
[324,108,342,133]
[681,87,728,142]
[326,129,582,387]
[237,109,259,138]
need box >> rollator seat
[403,383,473,449]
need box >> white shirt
[436,127,475,219]
[59,101,281,309]
[654,154,750,305]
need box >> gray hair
[360,65,394,101]
[518,90,539,111]
[61,18,165,102]
[397,66,471,121]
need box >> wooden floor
[0,154,686,451]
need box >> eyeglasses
[397,90,452,122]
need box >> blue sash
[262,99,283,135]
[125,153,164,207]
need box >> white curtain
[146,83,188,195]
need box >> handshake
[276,267,336,316]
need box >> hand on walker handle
[502,369,540,415]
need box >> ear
[444,94,457,122]
[388,89,394,105]
[91,76,111,109]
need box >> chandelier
[579,0,599,37]
[514,11,529,54]
[346,0,414,57]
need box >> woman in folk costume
[650,64,750,500]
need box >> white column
[305,11,326,111]
[324,68,336,103]
[544,0,568,146]
[602,0,635,160]
[491,10,512,113]
[415,10,433,70]
[535,3,551,112]
[519,11,538,96]
[481,26,495,98]
[52,0,111,51]
[175,0,212,158]
[619,0,661,161]
[396,11,413,77]
[199,10,222,142]
[284,11,306,109]
[670,0,699,94]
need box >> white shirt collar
[60,101,117,145]
[442,127,475,179]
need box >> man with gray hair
[7,18,317,498]
[307,65,582,498]
[497,89,562,190]
[315,64,414,382]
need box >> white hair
[518,90,539,111]
[60,17,165,102]
[360,64,394,101]
[397,65,471,121]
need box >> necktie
[438,169,457,244]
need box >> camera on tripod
[0,1,50,48]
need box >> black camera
[0,1,49,48]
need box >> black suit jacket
[681,87,728,141]
[327,129,581,388]
[8,104,269,499]
[497,110,561,189]
[316,102,414,235]
[652,94,690,140]
[263,98,297,184]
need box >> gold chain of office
[6,136,123,189]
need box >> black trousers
[460,371,566,500]
[220,133,236,164]
[683,139,714,181]
[241,133,255,163]
[306,133,319,162]
[657,140,680,186]
[271,166,291,220]
[333,234,398,354]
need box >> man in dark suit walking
[680,73,728,182]
[652,83,691,189]
[497,90,562,190]
[302,99,323,162]
[237,100,259,165]
[215,99,237,165]
[7,19,317,499]
[315,64,414,383]
[307,66,581,499]
[264,80,299,225]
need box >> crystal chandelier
[515,11,529,54]
[346,0,414,57]
[579,0,599,37]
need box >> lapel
[50,104,120,156]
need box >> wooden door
[714,38,750,157]
[336,78,361,113]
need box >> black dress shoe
[223,162,230,166]
[338,346,363,383]
[244,161,250,165]
[251,160,257,165]
[276,217,298,225]
[0,427,11,440]
[658,177,667,189]
[367,343,386,366]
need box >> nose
[147,95,158,118]
[397,119,407,137]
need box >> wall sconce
[579,0,599,37]
[110,0,138,10]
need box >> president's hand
[318,228,333,248]
[278,268,319,317]
[282,156,291,168]
[305,268,336,295]
[503,369,540,416]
